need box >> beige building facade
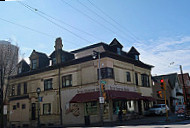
[8,38,154,127]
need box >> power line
[0,17,55,38]
[87,0,142,43]
[0,17,81,48]
[78,0,139,43]
[19,1,103,41]
[59,0,116,34]
[17,1,92,43]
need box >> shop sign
[99,97,105,103]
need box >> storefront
[70,90,154,124]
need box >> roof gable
[109,38,123,48]
[128,46,140,55]
[29,50,48,59]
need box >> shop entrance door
[138,101,142,115]
[31,103,36,120]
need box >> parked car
[146,104,169,116]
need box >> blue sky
[1,0,190,75]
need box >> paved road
[115,119,190,128]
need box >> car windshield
[152,105,161,108]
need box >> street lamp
[92,51,104,125]
[36,87,41,127]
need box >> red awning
[70,91,99,103]
[141,96,156,101]
[106,90,142,100]
[70,90,144,103]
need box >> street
[67,114,190,128]
[116,120,190,128]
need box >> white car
[148,104,169,115]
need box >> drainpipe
[58,66,63,125]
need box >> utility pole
[180,65,188,114]
[92,51,104,126]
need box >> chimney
[55,37,63,51]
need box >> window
[141,74,150,87]
[52,58,56,65]
[44,79,53,91]
[113,100,128,115]
[17,84,21,95]
[85,101,97,115]
[13,105,16,110]
[43,103,51,115]
[22,104,26,109]
[62,75,72,87]
[117,47,121,55]
[128,101,132,108]
[61,56,65,62]
[17,103,20,108]
[12,85,15,96]
[135,55,139,60]
[135,73,138,86]
[18,67,22,74]
[32,59,37,69]
[23,82,27,94]
[126,72,131,82]
[98,67,114,79]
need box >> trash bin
[84,115,90,126]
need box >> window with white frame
[44,79,53,91]
[43,103,51,115]
[62,75,72,87]
[126,72,131,82]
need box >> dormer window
[32,59,37,69]
[52,58,56,65]
[117,47,121,55]
[18,67,22,74]
[135,55,139,60]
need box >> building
[152,78,172,110]
[8,38,154,127]
[153,73,184,112]
[0,40,19,127]
[178,73,190,107]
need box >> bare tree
[0,42,19,127]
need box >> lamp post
[36,87,41,128]
[92,51,103,125]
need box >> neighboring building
[0,40,19,125]
[178,73,190,107]
[152,78,172,110]
[8,38,154,127]
[153,73,184,112]
[0,40,18,75]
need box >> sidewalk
[46,113,187,127]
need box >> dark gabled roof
[30,50,48,58]
[10,51,153,79]
[128,46,140,55]
[109,38,123,48]
[50,49,74,58]
[71,42,108,53]
[153,73,178,89]
[18,59,28,65]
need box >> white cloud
[135,36,190,76]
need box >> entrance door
[31,103,36,120]
[138,101,142,115]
